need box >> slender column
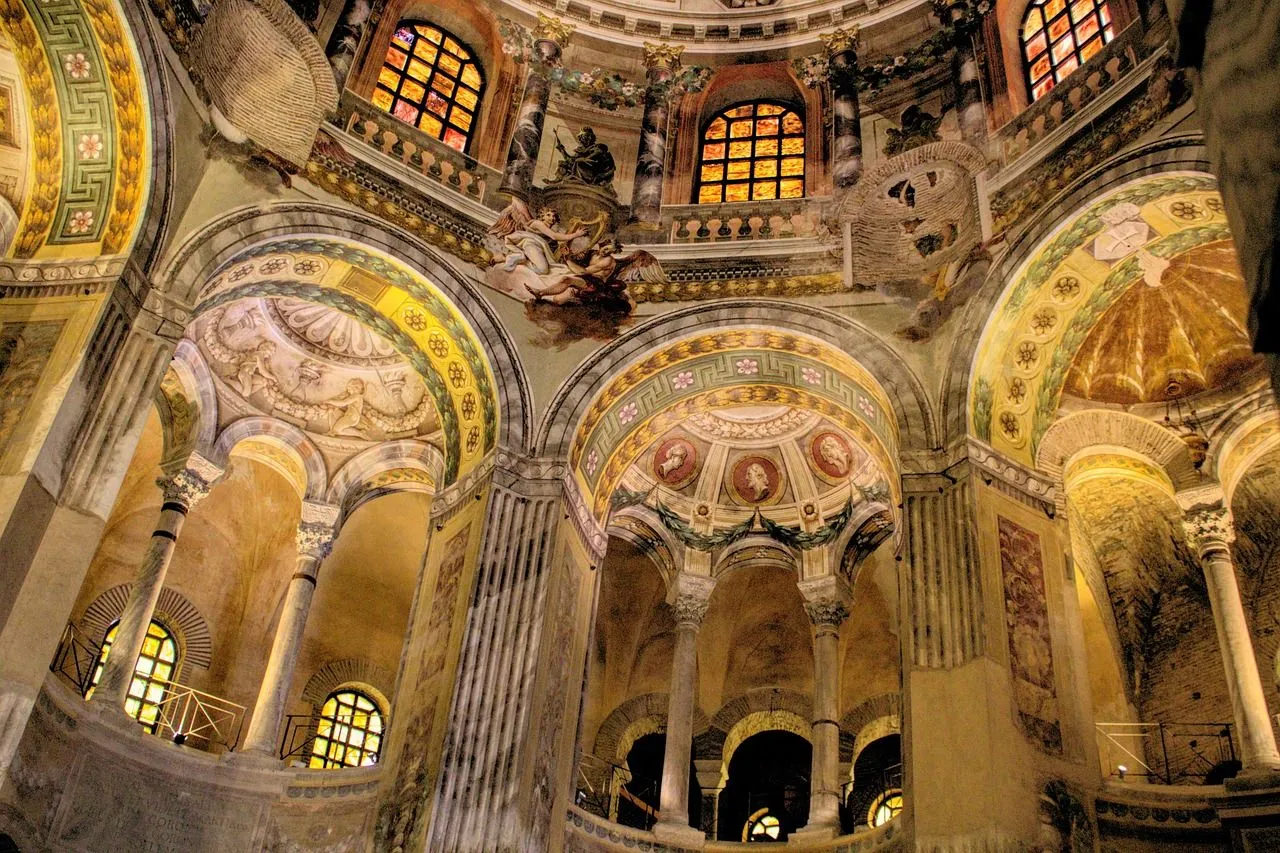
[822,27,865,188]
[1181,495,1280,771]
[498,14,574,200]
[798,574,853,835]
[239,502,340,758]
[654,572,715,843]
[629,43,682,228]
[946,0,987,146]
[90,454,222,714]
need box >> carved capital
[1183,504,1235,557]
[534,13,575,48]
[297,502,341,560]
[157,453,222,509]
[820,26,860,57]
[799,574,853,629]
[669,572,716,628]
[643,42,684,71]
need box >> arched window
[88,619,179,733]
[695,102,805,204]
[868,788,903,827]
[1021,0,1114,101]
[374,21,484,153]
[309,688,384,769]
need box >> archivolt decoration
[969,173,1243,465]
[195,239,498,484]
[568,329,898,520]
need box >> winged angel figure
[485,198,666,311]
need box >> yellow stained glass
[781,157,804,176]
[701,164,724,182]
[725,183,750,202]
[407,59,432,82]
[413,42,438,64]
[755,138,779,157]
[726,105,753,118]
[309,690,384,770]
[420,25,442,43]
[699,185,723,204]
[385,47,407,69]
[438,53,461,76]
[1054,55,1079,79]
[392,28,413,49]
[753,159,777,178]
[753,182,777,200]
[1075,15,1099,42]
[757,103,784,115]
[1030,55,1051,81]
[88,620,177,735]
[379,68,402,90]
[727,161,750,180]
[456,88,478,109]
[730,120,752,138]
[444,37,461,54]
[729,141,752,159]
[706,118,727,139]
[1024,32,1047,60]
[782,112,803,134]
[1080,36,1102,60]
[755,118,779,136]
[1044,0,1066,17]
[451,109,473,131]
[696,101,805,205]
[1024,12,1043,35]
[1047,14,1071,41]
[781,137,805,156]
[421,115,443,137]
[372,88,394,110]
[400,79,426,102]
[703,142,726,160]
[462,66,481,89]
[780,179,804,198]
[432,76,455,97]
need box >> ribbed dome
[1063,240,1260,404]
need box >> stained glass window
[1021,0,1113,101]
[696,102,805,204]
[868,789,903,828]
[747,813,782,841]
[88,620,178,734]
[375,21,484,153]
[309,689,384,769]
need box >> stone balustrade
[995,21,1149,167]
[336,93,505,211]
[662,198,830,244]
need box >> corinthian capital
[534,13,575,48]
[820,26,860,56]
[297,502,341,560]
[799,574,853,630]
[669,572,716,628]
[157,453,222,509]
[1177,484,1234,558]
[643,42,684,71]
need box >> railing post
[1159,723,1171,784]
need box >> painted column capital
[533,13,575,52]
[643,42,684,72]
[799,574,853,631]
[297,501,341,561]
[820,26,860,58]
[157,452,222,509]
[669,572,716,628]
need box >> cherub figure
[531,238,664,306]
[231,341,277,397]
[489,200,587,275]
[328,378,368,437]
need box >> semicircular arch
[213,415,327,501]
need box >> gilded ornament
[642,42,684,70]
[820,26,860,56]
[533,13,575,48]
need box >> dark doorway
[842,734,903,833]
[616,733,701,832]
[717,730,812,841]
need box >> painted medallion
[652,437,698,489]
[729,455,783,505]
[809,431,856,482]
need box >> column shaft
[659,621,698,825]
[948,2,987,145]
[810,625,842,827]
[630,46,679,227]
[240,556,321,756]
[830,48,864,188]
[498,40,562,200]
[1202,547,1280,769]
[89,503,188,710]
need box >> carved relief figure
[231,341,277,397]
[731,456,781,504]
[745,462,770,500]
[328,378,368,437]
[652,437,697,487]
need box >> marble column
[629,43,682,228]
[89,454,222,715]
[822,27,865,188]
[1182,497,1280,771]
[799,574,853,835]
[654,572,715,844]
[498,14,574,201]
[945,0,987,146]
[239,502,340,758]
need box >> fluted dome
[1063,240,1261,404]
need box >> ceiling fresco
[970,173,1245,466]
[194,239,497,485]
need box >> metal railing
[49,622,244,752]
[1096,721,1239,785]
[278,713,386,766]
[49,622,102,698]
[575,753,660,831]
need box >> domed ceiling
[191,298,442,448]
[617,405,887,527]
[1063,240,1260,404]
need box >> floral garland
[793,0,991,94]
[610,487,867,553]
[499,17,642,110]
